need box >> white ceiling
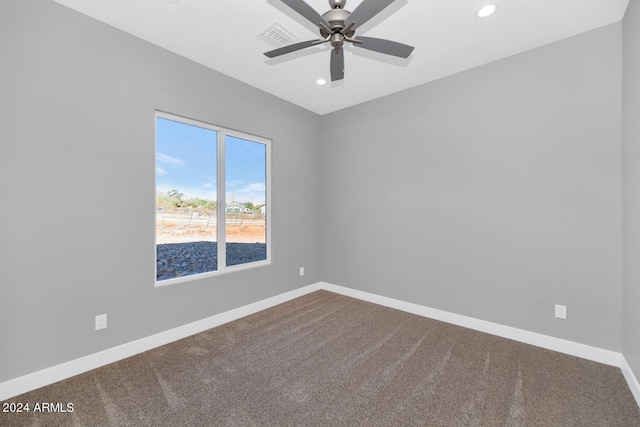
[52,0,629,115]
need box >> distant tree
[156,189,185,208]
[243,201,255,211]
[167,190,184,201]
[156,190,219,211]
[185,198,216,211]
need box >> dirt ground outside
[156,211,266,244]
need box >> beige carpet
[2,290,639,426]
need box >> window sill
[155,259,271,288]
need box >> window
[155,112,270,285]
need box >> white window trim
[154,111,272,287]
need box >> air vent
[258,22,299,48]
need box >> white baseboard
[2,281,639,410]
[0,283,321,401]
[621,357,640,407]
[317,282,622,367]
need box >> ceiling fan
[264,0,414,82]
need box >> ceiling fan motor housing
[321,9,354,37]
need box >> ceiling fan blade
[264,40,318,58]
[345,0,396,29]
[330,48,345,81]
[353,36,414,58]
[280,0,331,29]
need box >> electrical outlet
[95,314,107,330]
[555,304,567,320]
[299,267,304,276]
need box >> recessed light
[316,78,327,85]
[477,3,497,18]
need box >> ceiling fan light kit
[264,0,415,82]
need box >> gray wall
[623,0,640,380]
[320,24,623,351]
[0,0,321,383]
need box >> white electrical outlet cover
[555,305,567,319]
[95,314,107,330]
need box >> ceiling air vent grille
[258,22,299,48]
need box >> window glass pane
[156,117,217,280]
[225,135,267,267]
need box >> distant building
[226,201,251,213]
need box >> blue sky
[156,117,266,205]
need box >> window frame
[154,110,272,287]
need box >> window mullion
[217,131,226,270]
